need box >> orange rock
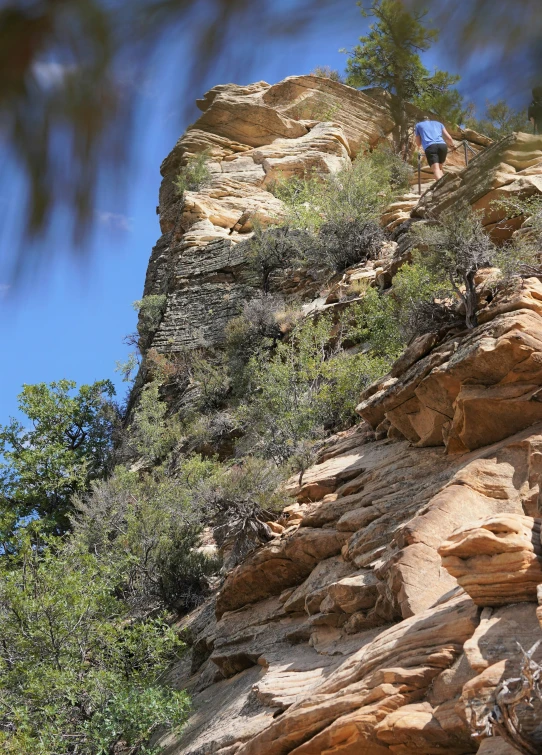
[439,514,542,605]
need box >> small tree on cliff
[413,209,497,329]
[344,0,464,153]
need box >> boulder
[439,513,542,605]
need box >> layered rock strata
[357,278,542,453]
[143,76,486,354]
[161,420,542,754]
[415,132,542,240]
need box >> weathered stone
[325,571,380,614]
[415,132,542,240]
[216,528,348,618]
[439,513,542,605]
[358,279,542,453]
[145,76,542,755]
[283,556,354,614]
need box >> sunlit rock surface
[143,76,488,354]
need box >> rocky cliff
[141,76,542,755]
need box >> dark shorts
[425,142,448,166]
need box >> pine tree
[345,0,465,152]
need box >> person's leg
[431,162,443,180]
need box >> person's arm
[415,134,422,151]
[442,126,456,150]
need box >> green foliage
[242,222,308,291]
[259,151,408,278]
[412,210,497,328]
[466,100,531,139]
[189,351,231,412]
[273,151,398,234]
[368,144,413,192]
[115,351,140,383]
[174,151,212,196]
[73,457,221,612]
[349,250,461,352]
[238,312,390,473]
[193,457,287,567]
[224,294,284,393]
[492,195,542,277]
[344,0,465,145]
[0,537,189,754]
[0,380,116,541]
[130,380,182,463]
[350,286,404,357]
[413,70,471,126]
[311,66,343,82]
[134,294,167,351]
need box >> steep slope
[138,76,542,755]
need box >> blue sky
[0,2,528,423]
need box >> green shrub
[73,457,221,613]
[264,151,409,276]
[174,151,212,195]
[273,152,394,234]
[182,411,241,458]
[411,209,497,328]
[130,379,182,463]
[238,312,390,474]
[492,195,542,278]
[313,217,385,272]
[369,144,413,192]
[192,457,287,568]
[349,252,459,354]
[189,350,230,412]
[349,286,404,357]
[311,66,343,82]
[225,294,285,393]
[242,222,308,291]
[134,294,167,351]
[0,537,189,754]
[391,255,457,338]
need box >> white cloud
[96,211,133,233]
[0,284,11,298]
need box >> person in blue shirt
[414,116,457,181]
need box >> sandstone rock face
[144,76,403,353]
[439,514,542,606]
[415,132,542,240]
[357,278,542,454]
[141,79,542,755]
[143,75,489,354]
[159,422,542,754]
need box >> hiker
[528,87,542,134]
[414,116,456,181]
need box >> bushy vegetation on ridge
[173,151,212,196]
